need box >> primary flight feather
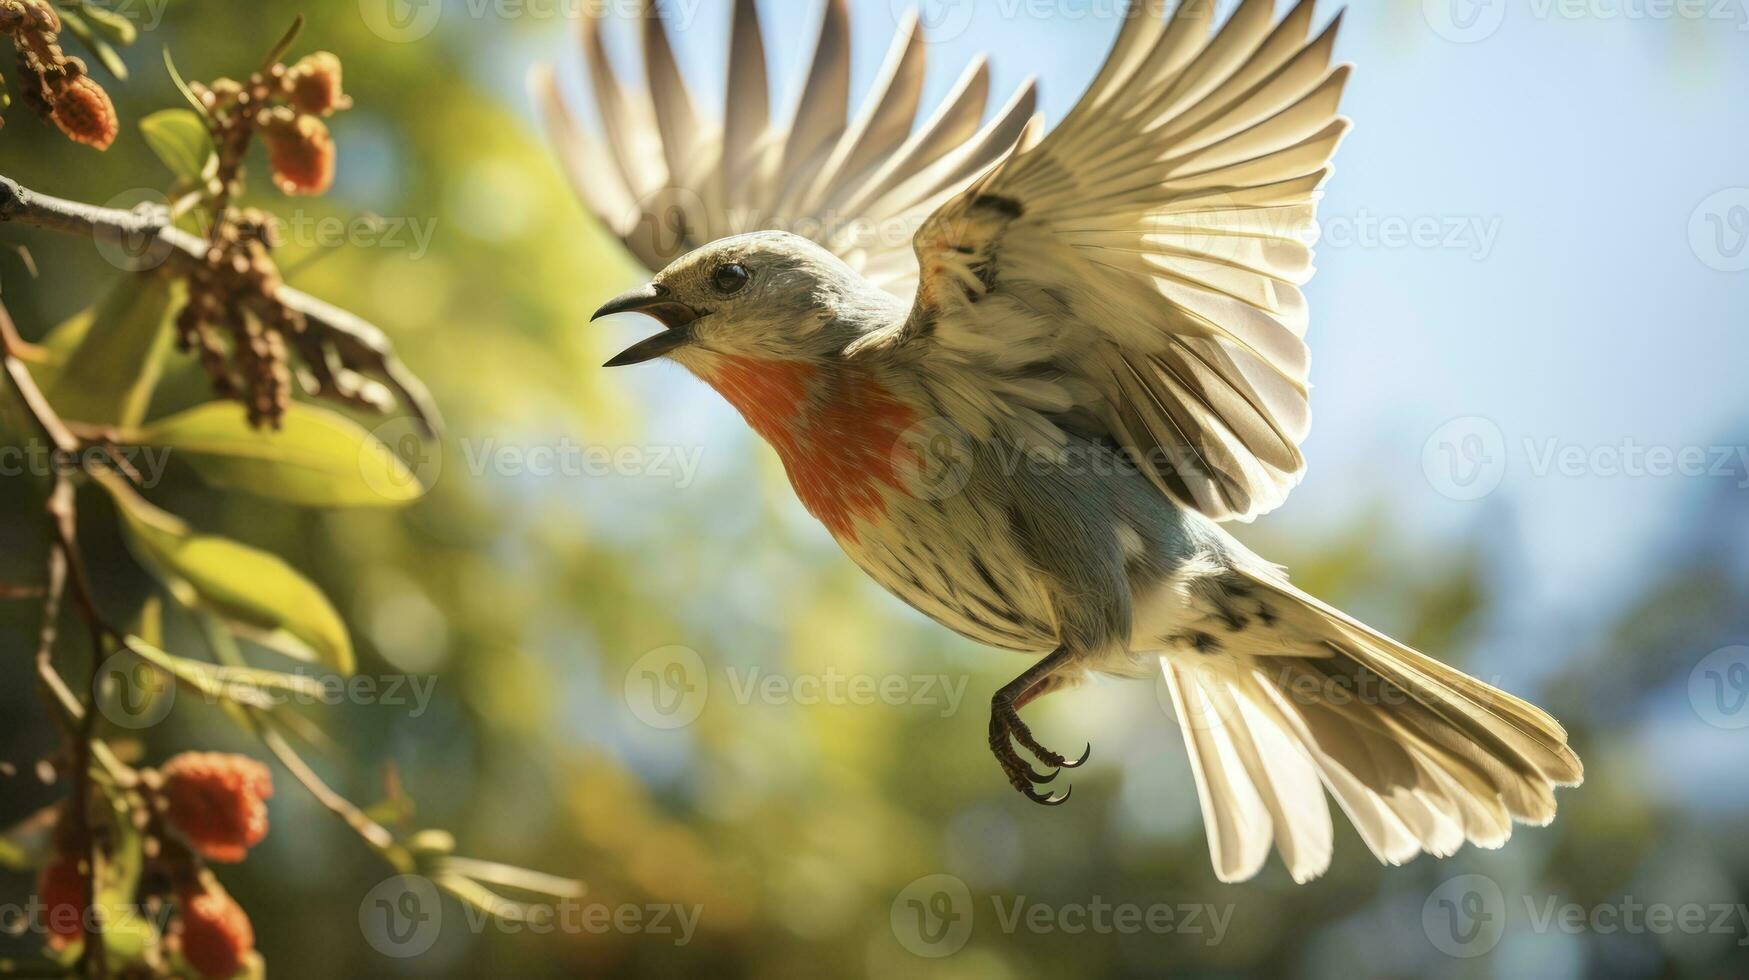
[539,0,1581,884]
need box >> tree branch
[1,297,107,980]
[0,173,442,437]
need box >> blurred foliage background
[2,1,1747,978]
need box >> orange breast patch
[704,355,919,541]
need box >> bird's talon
[1062,743,1091,769]
[990,699,1085,803]
[1023,785,1072,806]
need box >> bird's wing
[532,0,1039,299]
[896,0,1351,522]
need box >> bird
[535,0,1583,884]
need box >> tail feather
[1155,560,1583,883]
[1228,673,1335,881]
[1161,661,1273,882]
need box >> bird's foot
[988,699,1090,806]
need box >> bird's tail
[1157,563,1583,884]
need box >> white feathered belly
[836,495,1059,654]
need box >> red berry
[35,856,88,948]
[259,110,335,196]
[177,882,255,979]
[161,752,273,863]
[285,52,350,117]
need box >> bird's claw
[1022,784,1072,806]
[989,701,1091,806]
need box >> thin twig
[193,617,401,858]
[0,174,442,436]
[0,299,109,980]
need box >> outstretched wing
[532,0,1039,299]
[900,0,1351,521]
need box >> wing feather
[899,0,1351,521]
[539,1,1037,300]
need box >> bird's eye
[711,263,751,295]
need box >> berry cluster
[177,50,351,428]
[0,0,118,148]
[35,752,272,977]
[177,210,305,427]
[193,50,348,200]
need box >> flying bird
[535,0,1582,883]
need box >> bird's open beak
[591,283,703,367]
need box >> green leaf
[139,109,214,183]
[56,8,129,80]
[102,474,356,674]
[0,838,27,870]
[123,635,328,708]
[70,0,139,46]
[45,273,176,427]
[133,402,425,508]
[438,856,584,898]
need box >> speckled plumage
[561,0,1583,884]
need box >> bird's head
[591,231,887,371]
